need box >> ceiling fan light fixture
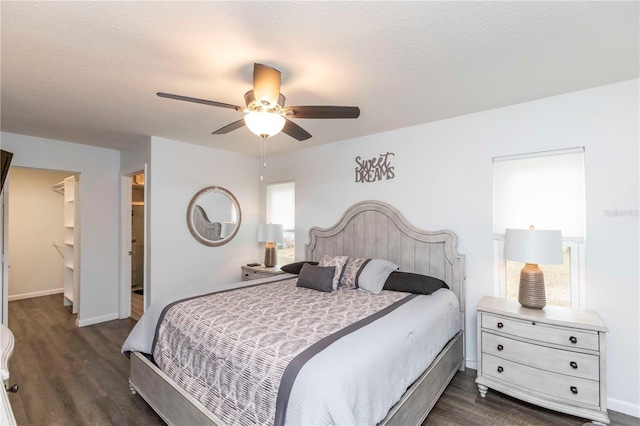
[158,63,359,142]
[244,111,285,139]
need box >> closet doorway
[6,167,80,322]
[130,172,145,321]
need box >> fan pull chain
[260,137,266,182]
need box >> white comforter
[122,279,461,426]
[284,288,460,425]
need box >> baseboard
[76,312,119,327]
[608,397,640,418]
[465,359,478,371]
[8,288,63,301]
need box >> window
[493,148,585,308]
[266,181,295,265]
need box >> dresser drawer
[482,332,599,380]
[482,354,600,407]
[482,313,599,351]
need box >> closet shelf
[52,181,65,195]
[62,175,79,316]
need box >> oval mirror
[187,186,241,246]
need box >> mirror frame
[186,186,242,247]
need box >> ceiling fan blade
[157,92,242,111]
[253,63,281,107]
[285,105,360,119]
[282,118,312,141]
[212,119,246,135]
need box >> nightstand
[241,265,285,281]
[476,296,609,425]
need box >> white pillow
[357,259,399,294]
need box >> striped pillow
[318,255,349,290]
[339,257,369,289]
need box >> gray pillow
[357,259,399,294]
[296,264,336,292]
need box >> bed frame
[129,200,465,425]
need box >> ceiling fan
[157,63,360,141]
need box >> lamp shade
[257,223,283,243]
[244,112,285,138]
[504,228,563,265]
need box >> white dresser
[476,296,609,425]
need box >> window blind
[493,148,585,240]
[266,181,295,230]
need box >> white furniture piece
[129,200,465,426]
[0,324,16,425]
[476,296,609,425]
[240,264,284,281]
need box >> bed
[123,200,465,425]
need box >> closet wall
[8,168,72,300]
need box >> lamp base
[264,242,277,267]
[518,263,546,310]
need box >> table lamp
[258,224,283,267]
[504,226,563,309]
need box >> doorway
[5,167,80,323]
[130,172,145,321]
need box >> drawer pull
[570,361,578,369]
[497,366,504,373]
[570,386,578,394]
[497,344,504,351]
[497,322,504,329]
[569,336,578,344]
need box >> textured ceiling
[1,1,638,157]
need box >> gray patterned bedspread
[152,278,411,426]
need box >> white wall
[264,80,639,416]
[146,137,260,304]
[1,133,121,326]
[7,168,70,300]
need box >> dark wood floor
[7,294,164,425]
[6,294,639,425]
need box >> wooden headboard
[305,200,465,314]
